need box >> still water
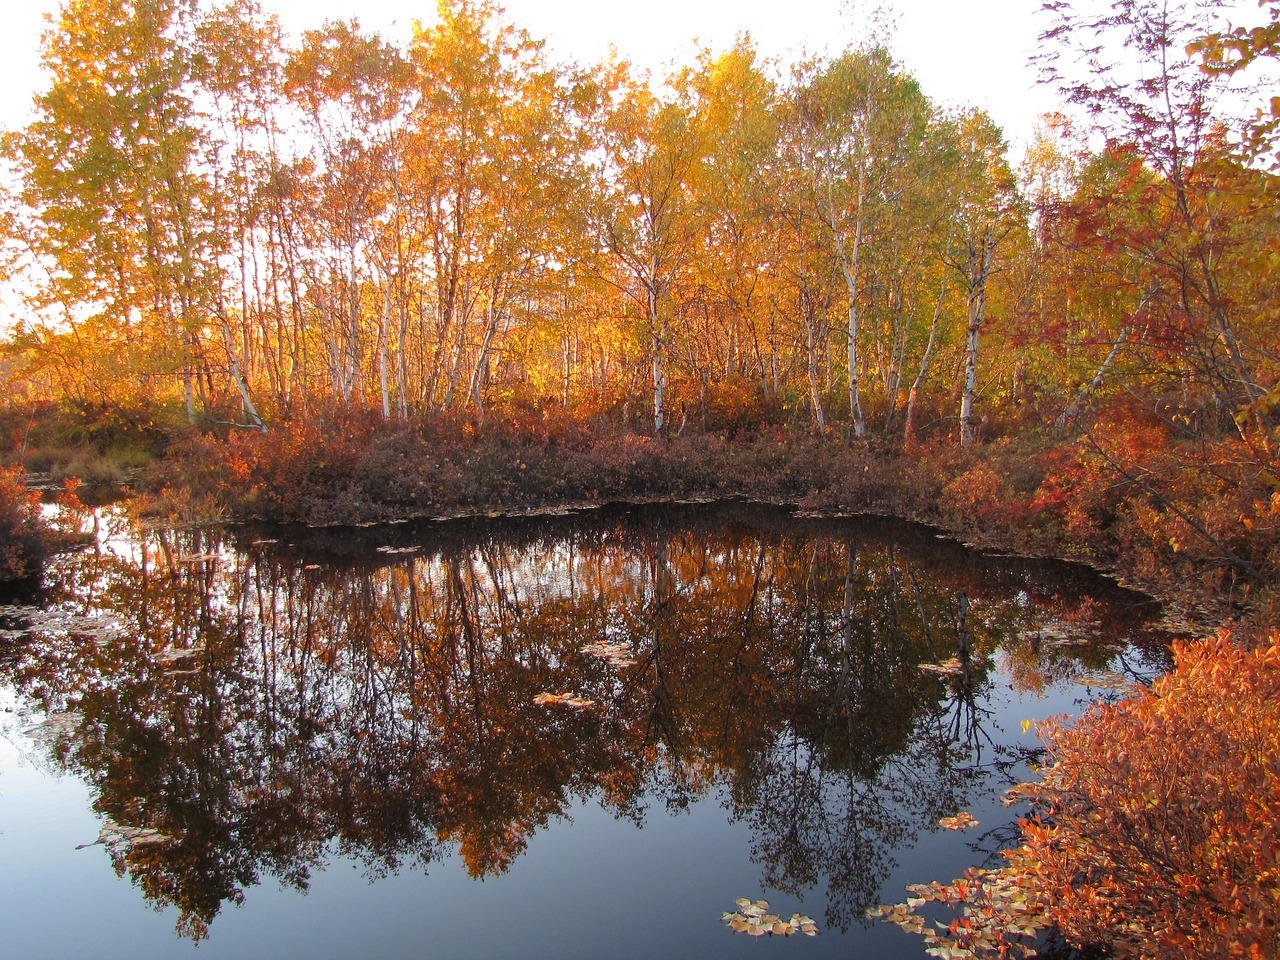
[0,501,1168,959]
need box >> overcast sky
[0,1,1270,157]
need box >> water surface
[0,501,1169,959]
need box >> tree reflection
[0,503,1167,939]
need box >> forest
[0,0,1278,955]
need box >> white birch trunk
[960,227,995,448]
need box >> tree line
[0,0,1275,449]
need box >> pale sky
[2,0,1062,152]
[0,1,1270,157]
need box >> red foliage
[880,633,1280,959]
[0,466,51,581]
[1028,634,1280,957]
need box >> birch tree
[791,48,932,438]
[591,64,704,434]
[4,0,215,422]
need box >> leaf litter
[76,818,171,854]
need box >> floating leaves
[938,812,979,830]
[579,640,635,669]
[376,545,420,555]
[868,901,928,936]
[920,657,966,677]
[1,605,123,644]
[1001,782,1038,807]
[532,691,595,709]
[722,899,818,937]
[1024,618,1099,648]
[155,646,203,666]
[870,865,1050,960]
[20,711,82,745]
[1072,669,1131,691]
[76,818,171,854]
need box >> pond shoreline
[135,482,1192,641]
[26,425,1260,638]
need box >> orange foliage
[880,633,1280,959]
[0,466,51,580]
[1027,633,1280,958]
[939,465,1009,530]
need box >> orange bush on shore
[0,465,51,581]
[1029,633,1280,958]
[878,633,1280,959]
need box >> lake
[0,500,1170,959]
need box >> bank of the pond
[877,630,1280,960]
[141,422,1277,643]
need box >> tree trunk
[220,314,266,431]
[831,164,868,439]
[960,227,995,448]
[1054,288,1155,435]
[378,272,394,421]
[804,287,826,432]
[649,264,665,434]
[904,277,946,442]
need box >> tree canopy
[0,0,1274,452]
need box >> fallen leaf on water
[939,811,980,830]
[77,818,171,853]
[155,647,203,665]
[21,711,82,744]
[722,899,818,937]
[532,691,596,709]
[1072,670,1131,691]
[920,658,965,677]
[579,640,636,669]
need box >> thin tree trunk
[378,271,394,421]
[831,171,868,439]
[805,289,826,432]
[904,277,947,442]
[1054,288,1155,435]
[960,227,995,448]
[649,265,665,434]
[220,314,266,431]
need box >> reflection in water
[0,502,1168,942]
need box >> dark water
[0,501,1169,959]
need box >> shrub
[1030,633,1280,958]
[0,466,52,581]
[878,633,1280,959]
